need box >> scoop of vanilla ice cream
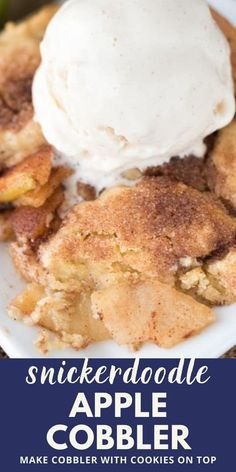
[33,0,235,189]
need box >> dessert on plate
[0,0,236,352]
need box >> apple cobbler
[0,5,236,352]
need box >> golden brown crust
[144,156,208,192]
[0,143,73,243]
[8,177,236,350]
[0,145,53,203]
[206,11,236,209]
[207,248,236,301]
[0,5,58,166]
[207,119,236,209]
[180,246,236,306]
[39,177,236,290]
[10,188,63,241]
[0,69,33,132]
[211,8,236,90]
[0,210,14,241]
[15,165,73,208]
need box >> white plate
[0,0,236,359]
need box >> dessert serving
[0,0,236,353]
